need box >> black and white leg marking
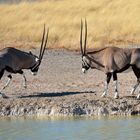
[0,73,11,98]
[130,79,140,95]
[22,72,27,88]
[17,70,27,89]
[101,73,112,97]
[132,66,140,99]
[0,75,12,92]
[113,72,119,99]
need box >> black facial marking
[31,62,40,73]
[82,58,90,70]
[31,67,39,73]
[29,51,33,55]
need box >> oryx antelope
[80,19,140,99]
[0,25,49,98]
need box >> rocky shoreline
[0,96,140,117]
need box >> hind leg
[113,72,119,99]
[130,79,140,95]
[0,75,12,98]
[131,66,140,99]
[0,70,9,98]
[22,72,27,89]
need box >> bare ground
[0,49,140,116]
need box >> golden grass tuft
[0,0,140,49]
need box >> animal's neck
[87,48,106,70]
[87,55,104,70]
[22,55,36,69]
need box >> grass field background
[0,0,140,50]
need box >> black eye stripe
[31,62,40,71]
[82,59,90,67]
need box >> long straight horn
[39,24,46,59]
[80,19,84,56]
[40,28,49,60]
[84,19,87,55]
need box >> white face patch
[82,56,86,61]
[82,68,86,73]
[35,57,39,62]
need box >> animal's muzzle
[31,72,37,76]
[82,68,86,73]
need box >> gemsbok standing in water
[0,25,49,98]
[80,19,140,99]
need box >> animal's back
[0,47,28,56]
[0,47,31,71]
[103,47,131,72]
[130,48,140,68]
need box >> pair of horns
[39,24,49,61]
[80,19,87,56]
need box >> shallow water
[0,116,140,140]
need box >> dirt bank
[0,49,140,117]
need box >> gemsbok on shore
[0,25,49,98]
[80,19,140,99]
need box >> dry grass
[0,0,140,49]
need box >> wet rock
[37,108,50,116]
[111,111,118,115]
[1,106,10,116]
[131,110,138,115]
[111,107,119,112]
[98,107,109,116]
[49,106,62,116]
[72,103,86,115]
[0,97,140,117]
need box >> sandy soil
[0,49,140,116]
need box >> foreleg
[17,70,27,89]
[101,73,112,97]
[0,73,11,98]
[0,75,12,91]
[22,72,27,88]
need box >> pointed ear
[29,51,33,55]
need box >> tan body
[87,47,140,73]
[82,47,140,99]
[80,20,140,99]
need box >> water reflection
[0,116,140,140]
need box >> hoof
[2,95,9,99]
[114,95,119,99]
[0,93,9,99]
[101,94,106,98]
[137,95,140,100]
[130,91,135,95]
[23,85,27,89]
[24,86,27,89]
